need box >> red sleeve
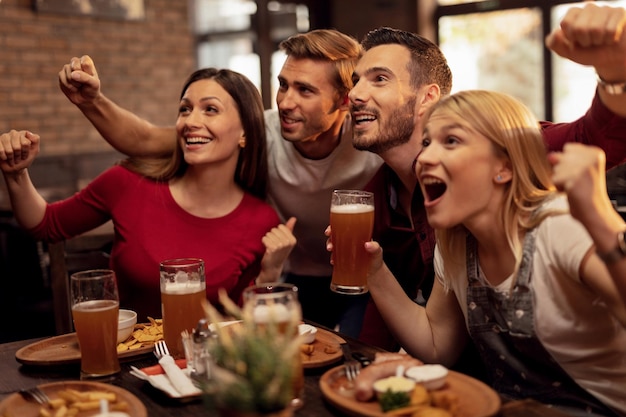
[28,166,124,242]
[541,91,626,170]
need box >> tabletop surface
[0,324,384,417]
[0,325,572,417]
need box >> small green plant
[201,290,301,414]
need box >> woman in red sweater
[0,68,290,321]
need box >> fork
[340,343,362,382]
[154,340,171,359]
[19,387,50,405]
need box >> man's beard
[353,96,416,154]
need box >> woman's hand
[549,143,613,228]
[257,217,297,283]
[0,130,40,176]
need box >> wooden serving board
[0,380,147,417]
[319,365,501,417]
[15,332,153,366]
[301,327,345,369]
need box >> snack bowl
[117,309,138,344]
[372,375,416,400]
[298,323,317,344]
[405,364,448,390]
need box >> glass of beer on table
[242,283,304,409]
[160,258,206,358]
[329,189,375,295]
[70,269,121,380]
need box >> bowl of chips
[117,309,138,344]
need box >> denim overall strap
[465,232,619,416]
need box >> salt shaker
[190,318,214,384]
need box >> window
[193,0,309,108]
[435,0,626,122]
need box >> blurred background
[1,0,625,342]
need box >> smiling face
[276,56,346,144]
[416,109,510,230]
[175,78,245,167]
[349,44,418,155]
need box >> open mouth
[421,177,447,202]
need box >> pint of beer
[160,258,206,358]
[330,190,374,295]
[70,269,121,380]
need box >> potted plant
[199,290,302,417]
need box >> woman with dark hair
[0,68,288,321]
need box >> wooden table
[0,326,384,417]
[0,328,575,417]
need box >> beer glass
[242,283,304,409]
[160,258,206,358]
[70,269,121,380]
[329,189,375,294]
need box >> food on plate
[378,385,458,416]
[373,375,416,412]
[37,388,129,417]
[116,317,163,353]
[300,344,315,355]
[352,354,459,416]
[405,364,449,390]
[354,354,423,401]
[373,376,416,399]
[300,343,315,361]
[430,391,459,416]
[323,345,339,354]
[378,389,411,413]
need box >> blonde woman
[359,91,626,416]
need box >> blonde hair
[431,90,562,286]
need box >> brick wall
[0,0,195,157]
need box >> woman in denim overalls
[363,91,626,416]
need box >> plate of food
[299,325,345,369]
[319,357,501,417]
[0,380,147,417]
[16,320,163,366]
[209,321,345,369]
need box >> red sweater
[30,165,280,321]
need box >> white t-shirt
[434,196,626,414]
[264,109,383,277]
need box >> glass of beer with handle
[160,258,206,358]
[330,189,375,294]
[70,269,121,380]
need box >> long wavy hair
[431,90,561,286]
[121,68,268,200]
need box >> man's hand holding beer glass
[328,190,375,295]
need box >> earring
[496,175,502,182]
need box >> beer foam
[162,281,204,294]
[252,303,291,323]
[330,203,374,214]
